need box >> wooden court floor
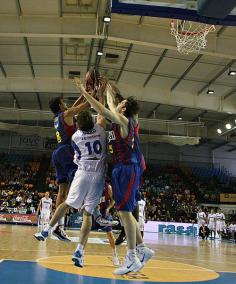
[0,224,236,284]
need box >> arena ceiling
[0,0,236,147]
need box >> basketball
[85,69,100,93]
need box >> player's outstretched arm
[64,101,90,118]
[71,95,85,107]
[74,78,128,129]
[106,83,118,113]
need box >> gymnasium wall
[0,131,236,176]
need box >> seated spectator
[199,224,210,240]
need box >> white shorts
[40,211,51,223]
[216,221,225,232]
[208,222,216,231]
[198,220,205,227]
[66,170,105,214]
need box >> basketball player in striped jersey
[36,192,52,231]
[207,209,216,239]
[75,78,154,275]
[106,83,146,245]
[48,95,89,241]
[35,110,107,268]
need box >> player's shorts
[66,170,105,214]
[208,222,216,231]
[198,220,206,227]
[40,211,51,223]
[216,221,225,232]
[52,144,77,184]
[112,163,139,212]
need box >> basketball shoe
[112,254,120,266]
[136,246,155,266]
[96,216,119,227]
[113,255,142,275]
[34,230,49,241]
[72,250,84,268]
[52,225,71,242]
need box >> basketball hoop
[170,20,215,55]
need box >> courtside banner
[0,213,37,225]
[145,221,198,235]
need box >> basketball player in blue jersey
[75,79,154,275]
[48,96,89,240]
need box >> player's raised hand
[74,78,87,94]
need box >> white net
[170,20,215,54]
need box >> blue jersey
[54,112,76,146]
[108,118,137,165]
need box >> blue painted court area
[0,260,236,284]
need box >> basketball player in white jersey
[138,197,146,238]
[36,192,52,230]
[197,208,206,229]
[216,208,226,240]
[35,111,107,267]
[207,209,216,239]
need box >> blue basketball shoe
[72,250,84,268]
[34,230,49,241]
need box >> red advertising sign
[0,213,37,225]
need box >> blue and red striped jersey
[54,112,76,145]
[108,118,137,164]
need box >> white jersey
[72,124,107,173]
[138,199,146,220]
[216,213,225,222]
[208,213,216,223]
[208,213,216,231]
[41,197,52,212]
[216,213,226,232]
[197,212,206,221]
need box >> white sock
[76,243,84,253]
[137,242,146,249]
[127,249,136,259]
[112,249,117,256]
[58,217,65,226]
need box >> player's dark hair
[76,111,94,132]
[124,96,139,118]
[49,97,62,114]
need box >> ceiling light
[217,128,222,134]
[97,51,103,56]
[207,89,214,95]
[226,123,232,130]
[103,16,111,23]
[177,116,183,120]
[228,70,236,76]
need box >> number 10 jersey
[71,124,107,173]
